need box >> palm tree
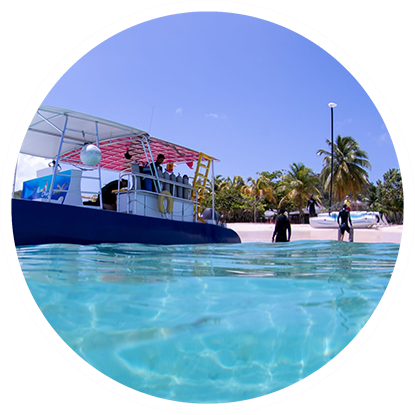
[278,163,321,223]
[221,175,246,192]
[202,175,249,222]
[317,135,371,202]
[241,175,276,222]
[202,175,230,208]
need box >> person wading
[337,204,354,242]
[272,208,292,243]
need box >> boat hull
[11,199,241,246]
[309,211,383,229]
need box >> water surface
[17,240,398,403]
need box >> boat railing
[54,171,102,202]
[121,171,195,196]
[117,171,199,221]
[20,170,100,205]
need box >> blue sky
[37,12,398,185]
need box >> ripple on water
[17,240,398,403]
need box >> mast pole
[95,122,103,209]
[47,114,68,202]
[211,160,215,224]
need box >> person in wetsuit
[83,178,128,210]
[306,194,319,217]
[272,208,291,243]
[149,153,165,192]
[337,204,353,241]
[101,179,128,210]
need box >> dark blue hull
[12,198,241,246]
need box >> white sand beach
[227,223,402,244]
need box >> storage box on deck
[21,169,83,206]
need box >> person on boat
[101,179,128,210]
[149,154,165,176]
[84,178,128,210]
[149,153,165,192]
[344,195,352,211]
[306,194,319,217]
[337,204,353,241]
[272,208,291,243]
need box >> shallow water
[17,240,398,403]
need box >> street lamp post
[328,102,337,215]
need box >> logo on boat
[22,173,71,202]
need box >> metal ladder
[191,152,213,217]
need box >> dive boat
[309,211,388,229]
[11,106,241,246]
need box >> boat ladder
[191,152,213,216]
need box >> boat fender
[158,190,174,213]
[80,144,102,166]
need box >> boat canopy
[20,106,217,171]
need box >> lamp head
[328,102,337,108]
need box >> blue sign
[22,171,72,202]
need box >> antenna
[148,105,155,133]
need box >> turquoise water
[17,240,398,403]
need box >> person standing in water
[272,208,291,243]
[337,204,353,241]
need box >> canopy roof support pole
[47,115,68,202]
[95,122,103,209]
[140,137,152,166]
[36,111,64,134]
[211,160,215,224]
[143,135,162,193]
[12,159,18,197]
[140,136,160,193]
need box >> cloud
[175,107,183,115]
[367,128,391,145]
[378,132,389,142]
[204,113,226,119]
[14,154,50,190]
[336,118,353,128]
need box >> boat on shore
[12,106,241,246]
[309,211,388,229]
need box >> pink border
[0,0,415,413]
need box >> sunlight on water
[17,240,398,403]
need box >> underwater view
[17,240,398,403]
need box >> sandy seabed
[227,223,403,244]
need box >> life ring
[158,190,174,213]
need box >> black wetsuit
[149,163,163,192]
[101,180,121,206]
[83,179,120,207]
[307,197,317,217]
[272,214,291,242]
[337,208,352,234]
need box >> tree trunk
[299,195,303,224]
